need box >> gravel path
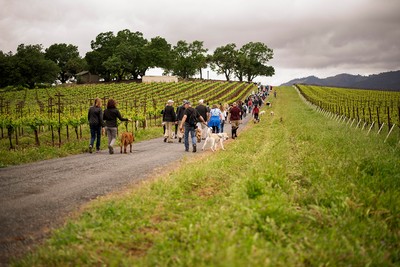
[0,115,252,265]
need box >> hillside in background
[281,70,400,91]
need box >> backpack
[188,108,198,126]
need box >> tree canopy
[4,44,59,89]
[45,43,86,83]
[0,29,275,88]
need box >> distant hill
[281,70,400,91]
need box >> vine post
[55,92,64,148]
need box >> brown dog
[196,127,202,143]
[120,132,135,153]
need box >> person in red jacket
[252,105,260,123]
[228,102,241,139]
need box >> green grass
[12,87,400,266]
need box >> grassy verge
[0,126,163,167]
[13,87,400,266]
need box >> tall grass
[13,87,400,266]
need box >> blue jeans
[184,124,196,150]
[90,125,102,150]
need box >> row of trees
[0,29,275,89]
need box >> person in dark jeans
[87,98,104,153]
[175,100,187,142]
[103,99,131,154]
[179,101,207,152]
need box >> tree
[86,30,161,81]
[115,29,148,80]
[236,42,274,82]
[102,55,126,81]
[167,40,208,79]
[14,44,59,88]
[210,43,237,81]
[147,36,173,71]
[45,43,83,83]
[233,51,247,82]
[190,41,208,79]
[86,31,118,81]
[66,57,88,78]
[0,51,16,88]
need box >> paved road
[0,114,252,266]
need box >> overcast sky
[1,0,399,85]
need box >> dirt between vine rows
[0,115,252,266]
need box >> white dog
[202,128,229,152]
[270,111,275,116]
[259,110,266,116]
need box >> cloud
[1,0,399,85]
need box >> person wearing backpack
[175,100,187,143]
[179,100,207,152]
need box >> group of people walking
[162,99,244,152]
[87,86,273,154]
[88,98,131,154]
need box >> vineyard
[296,84,400,142]
[0,80,256,150]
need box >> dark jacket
[103,108,128,127]
[88,106,104,127]
[163,105,176,122]
[195,104,209,122]
[229,106,241,121]
[183,107,203,127]
[176,105,186,121]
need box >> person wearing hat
[195,99,210,140]
[163,100,177,143]
[179,101,207,152]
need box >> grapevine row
[297,84,400,128]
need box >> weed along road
[0,114,251,265]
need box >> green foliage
[245,176,265,199]
[297,84,400,128]
[86,29,172,81]
[210,43,237,81]
[166,40,208,79]
[209,41,275,82]
[45,43,83,83]
[16,44,60,88]
[237,42,275,82]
